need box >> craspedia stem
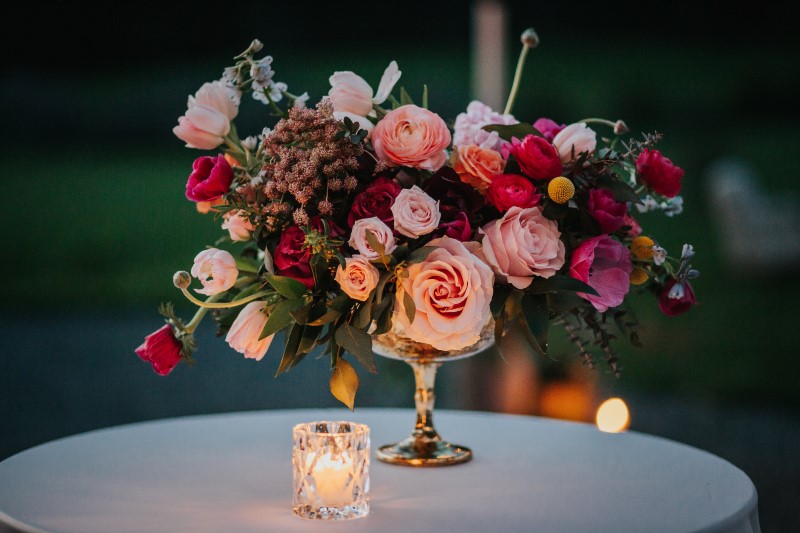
[503,28,539,115]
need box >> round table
[0,408,759,533]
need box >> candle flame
[595,397,630,433]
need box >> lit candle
[307,451,353,507]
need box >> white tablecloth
[0,408,759,533]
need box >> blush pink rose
[533,118,566,142]
[173,80,240,150]
[225,301,274,360]
[349,217,397,260]
[335,255,380,301]
[486,174,541,212]
[569,235,633,312]
[394,236,494,350]
[372,105,451,171]
[185,154,234,202]
[636,149,684,198]
[221,210,255,242]
[509,135,563,180]
[587,188,627,234]
[480,206,565,289]
[452,144,506,190]
[135,325,183,376]
[390,185,441,238]
[552,123,597,162]
[190,248,238,295]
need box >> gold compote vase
[371,320,495,466]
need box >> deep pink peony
[569,235,633,312]
[135,325,183,376]
[636,149,684,198]
[486,174,541,212]
[347,176,402,227]
[509,135,562,180]
[658,279,697,316]
[587,188,627,234]
[185,154,233,202]
[274,217,342,289]
[532,118,566,142]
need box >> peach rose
[349,217,397,260]
[173,80,241,150]
[480,206,565,289]
[221,210,255,242]
[552,123,597,163]
[225,301,274,360]
[190,248,238,295]
[335,255,380,301]
[372,105,451,171]
[452,144,506,191]
[390,186,441,238]
[394,236,494,351]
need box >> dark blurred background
[2,1,799,529]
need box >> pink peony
[394,236,494,350]
[658,279,697,316]
[348,176,402,227]
[390,185,441,238]
[225,301,274,360]
[452,144,506,190]
[349,217,397,260]
[480,206,565,289]
[372,105,451,171]
[190,248,238,296]
[221,210,255,242]
[636,149,684,198]
[587,188,627,234]
[533,118,566,142]
[552,123,597,162]
[135,325,183,376]
[486,174,541,212]
[569,235,633,312]
[335,255,380,301]
[173,80,240,150]
[453,100,518,152]
[509,134,563,180]
[185,154,234,202]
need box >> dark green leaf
[306,309,342,326]
[353,293,375,330]
[399,87,415,106]
[373,298,394,335]
[264,274,306,299]
[546,291,585,313]
[374,271,394,305]
[290,301,313,325]
[234,256,260,273]
[298,325,323,354]
[490,284,512,318]
[275,323,304,377]
[328,292,354,313]
[392,243,410,261]
[311,254,331,288]
[527,275,599,296]
[422,84,429,109]
[516,317,547,357]
[521,294,549,353]
[407,246,438,264]
[335,323,377,373]
[597,175,642,205]
[481,123,543,141]
[403,289,416,324]
[260,298,305,339]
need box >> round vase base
[376,436,472,467]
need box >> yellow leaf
[329,357,359,411]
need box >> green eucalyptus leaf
[335,323,377,374]
[354,293,375,330]
[297,325,323,354]
[260,298,305,339]
[482,123,543,141]
[364,230,386,257]
[373,298,394,335]
[521,294,549,353]
[547,291,585,313]
[374,271,394,305]
[527,275,599,296]
[407,246,438,264]
[275,323,304,377]
[264,274,306,299]
[597,175,643,205]
[306,309,342,326]
[328,292,354,313]
[490,284,512,318]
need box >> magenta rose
[569,235,633,312]
[509,134,562,180]
[658,279,697,316]
[636,149,684,198]
[436,212,472,241]
[274,217,342,289]
[135,325,183,376]
[185,154,233,202]
[486,174,541,212]
[347,176,402,227]
[587,188,627,234]
[533,118,566,142]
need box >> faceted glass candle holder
[292,421,370,520]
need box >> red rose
[509,134,562,180]
[135,324,183,376]
[274,217,343,289]
[347,176,402,227]
[587,188,627,234]
[636,149,684,198]
[436,212,472,241]
[658,279,697,316]
[486,174,541,212]
[185,154,233,202]
[532,118,566,142]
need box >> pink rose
[453,100,518,152]
[552,123,597,162]
[173,80,240,150]
[190,248,238,295]
[452,144,506,190]
[569,235,633,312]
[658,279,697,316]
[274,217,342,289]
[509,134,563,180]
[394,236,494,350]
[335,255,380,301]
[372,105,451,171]
[221,210,255,242]
[225,301,274,360]
[480,206,565,289]
[135,325,183,376]
[587,188,627,234]
[349,217,397,260]
[437,212,472,241]
[533,118,566,142]
[390,185,441,238]
[636,149,684,198]
[185,154,234,202]
[348,176,402,227]
[486,174,541,212]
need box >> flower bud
[614,120,629,135]
[173,271,191,289]
[521,28,539,48]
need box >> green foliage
[481,123,543,141]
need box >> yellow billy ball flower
[629,266,649,285]
[630,236,656,260]
[548,176,575,204]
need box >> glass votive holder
[292,421,370,520]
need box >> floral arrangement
[135,31,698,409]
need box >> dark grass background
[1,2,799,529]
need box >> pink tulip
[190,248,238,295]
[173,80,240,150]
[225,301,274,360]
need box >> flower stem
[579,118,616,128]
[179,288,272,310]
[503,43,530,115]
[184,293,224,333]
